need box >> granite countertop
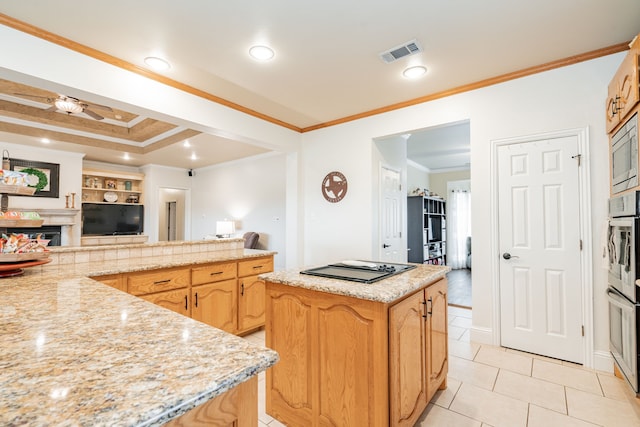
[41,248,277,278]
[260,262,450,303]
[0,250,279,426]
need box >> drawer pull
[195,292,198,308]
[185,295,188,310]
[153,279,171,285]
[241,282,245,296]
[210,271,223,276]
[252,265,263,270]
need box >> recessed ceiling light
[191,152,197,160]
[123,153,130,160]
[402,65,427,79]
[183,140,191,148]
[144,56,171,71]
[249,45,275,61]
[41,138,50,144]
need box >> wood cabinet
[192,279,238,333]
[266,277,447,427]
[425,279,448,398]
[127,267,190,296]
[407,196,446,265]
[82,168,144,205]
[165,376,258,427]
[237,257,273,333]
[91,273,126,292]
[91,255,274,335]
[606,42,640,133]
[140,288,190,316]
[388,279,448,427]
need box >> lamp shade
[215,220,235,237]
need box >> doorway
[406,121,472,307]
[158,187,187,242]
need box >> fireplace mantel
[11,209,81,245]
[13,208,80,226]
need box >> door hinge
[571,154,582,166]
[579,240,583,250]
[581,325,585,337]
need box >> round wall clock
[321,171,348,203]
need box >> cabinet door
[192,279,237,333]
[606,78,622,133]
[266,285,314,426]
[140,288,190,317]
[425,279,448,401]
[389,291,427,427]
[238,274,265,333]
[617,51,640,124]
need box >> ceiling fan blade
[83,101,113,112]
[46,105,58,112]
[12,93,52,101]
[83,108,105,120]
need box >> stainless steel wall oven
[608,191,640,393]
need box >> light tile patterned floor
[244,306,640,427]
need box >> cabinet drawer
[192,261,237,285]
[238,257,273,277]
[127,267,190,296]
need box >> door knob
[383,243,391,248]
[502,252,519,260]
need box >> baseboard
[593,350,614,373]
[469,325,494,346]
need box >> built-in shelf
[408,196,446,265]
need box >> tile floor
[243,306,640,427]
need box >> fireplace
[11,209,80,246]
[1,225,62,246]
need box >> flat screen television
[82,203,144,236]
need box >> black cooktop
[300,260,416,284]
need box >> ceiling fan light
[249,45,275,61]
[144,56,171,71]
[402,65,427,79]
[54,98,83,114]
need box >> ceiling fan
[13,93,113,120]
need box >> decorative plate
[103,191,118,203]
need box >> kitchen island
[0,240,279,426]
[261,262,450,427]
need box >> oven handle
[607,288,636,312]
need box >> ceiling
[0,1,639,169]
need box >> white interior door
[380,165,403,262]
[497,135,583,363]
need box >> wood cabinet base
[266,278,448,427]
[165,376,257,427]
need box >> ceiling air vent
[379,39,422,64]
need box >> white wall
[407,161,430,196]
[301,53,622,370]
[191,153,287,270]
[430,170,471,200]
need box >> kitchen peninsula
[0,239,278,426]
[261,262,450,427]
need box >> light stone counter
[260,263,450,303]
[0,247,279,426]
